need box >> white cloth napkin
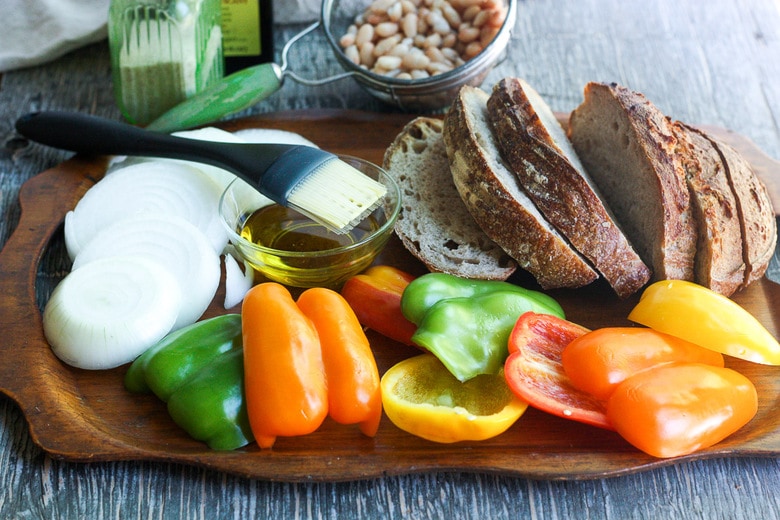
[0,0,110,72]
[0,0,322,73]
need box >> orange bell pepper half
[561,327,725,400]
[242,282,328,448]
[607,363,757,458]
[298,288,383,437]
[340,265,418,345]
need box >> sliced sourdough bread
[568,82,698,282]
[672,122,745,296]
[443,85,598,290]
[382,116,517,280]
[487,77,651,298]
[709,136,777,289]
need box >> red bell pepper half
[504,312,614,430]
[340,265,418,345]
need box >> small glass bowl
[219,155,401,289]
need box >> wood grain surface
[1,0,780,518]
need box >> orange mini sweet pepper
[297,287,382,437]
[241,282,328,448]
[340,265,418,345]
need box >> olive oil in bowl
[219,155,401,289]
[236,204,386,287]
[240,205,379,253]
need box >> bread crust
[569,82,697,282]
[382,116,517,280]
[443,86,598,290]
[487,78,650,297]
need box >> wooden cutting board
[0,110,778,482]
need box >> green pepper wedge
[125,314,243,399]
[167,348,253,451]
[125,314,254,450]
[411,291,564,382]
[401,273,565,325]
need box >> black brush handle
[15,111,293,182]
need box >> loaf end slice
[382,116,517,280]
[443,86,598,290]
[487,77,651,298]
[568,82,697,282]
[709,136,777,289]
[672,123,745,296]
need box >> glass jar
[108,0,224,126]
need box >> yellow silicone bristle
[287,158,387,234]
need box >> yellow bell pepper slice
[628,280,780,365]
[381,354,528,443]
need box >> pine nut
[462,5,480,22]
[472,9,490,28]
[374,34,402,56]
[423,33,442,48]
[464,41,482,58]
[402,13,418,38]
[370,0,396,12]
[480,25,500,47]
[375,21,400,38]
[427,11,451,35]
[389,43,411,57]
[344,45,360,64]
[402,49,431,69]
[441,3,462,28]
[356,24,375,46]
[458,24,480,43]
[442,32,457,48]
[340,33,356,48]
[359,42,377,67]
[376,55,403,70]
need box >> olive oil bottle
[221,0,274,74]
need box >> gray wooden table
[1,0,780,518]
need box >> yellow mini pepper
[628,279,780,365]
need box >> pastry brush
[15,111,387,234]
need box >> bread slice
[671,123,745,296]
[487,78,651,298]
[382,117,517,280]
[709,136,777,289]
[568,82,697,282]
[443,86,598,290]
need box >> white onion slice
[233,128,318,147]
[72,215,221,330]
[65,161,227,260]
[63,210,80,261]
[43,256,182,370]
[173,127,245,142]
[171,127,248,190]
[223,252,254,309]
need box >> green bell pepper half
[124,314,254,450]
[411,291,563,382]
[166,348,253,451]
[401,273,565,325]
